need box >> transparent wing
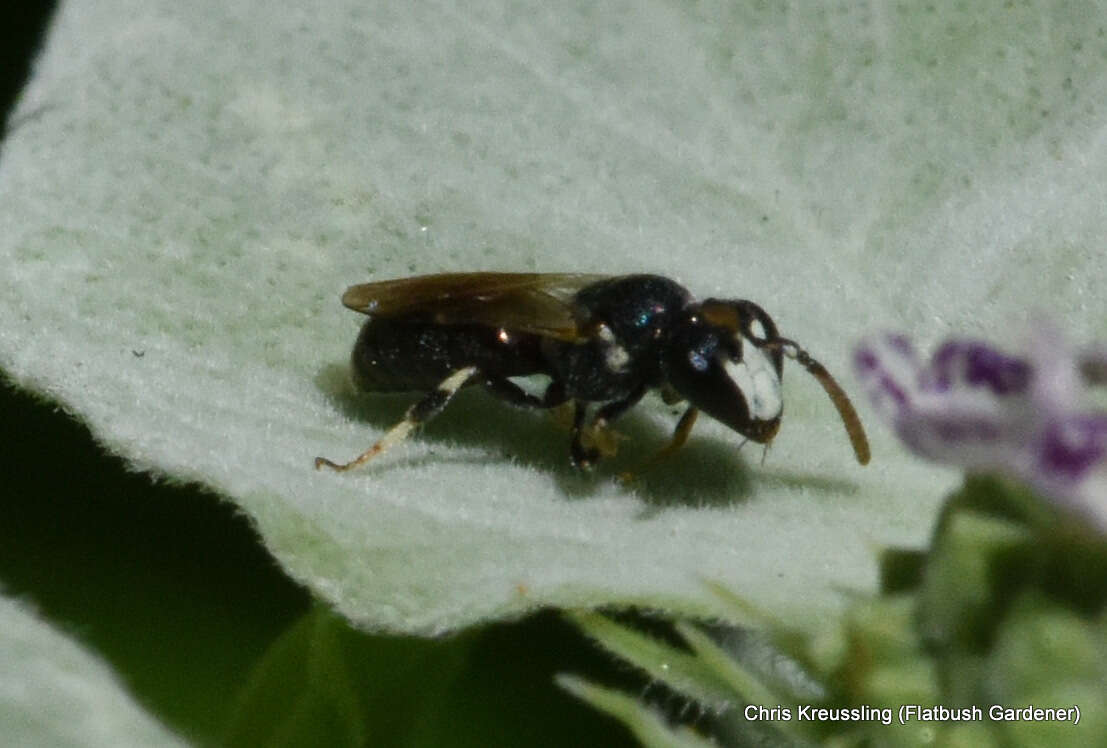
[340,272,609,341]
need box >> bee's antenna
[771,338,871,465]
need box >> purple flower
[854,331,1107,531]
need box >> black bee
[315,273,870,473]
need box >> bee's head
[662,299,785,444]
[662,298,871,464]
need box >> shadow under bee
[315,363,860,509]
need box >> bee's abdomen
[350,318,547,392]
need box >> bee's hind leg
[315,366,479,472]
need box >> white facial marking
[724,336,782,420]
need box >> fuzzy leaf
[0,594,184,747]
[557,675,719,748]
[2,1,1106,635]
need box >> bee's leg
[483,378,588,447]
[482,377,568,409]
[652,406,700,461]
[315,366,479,472]
[570,402,596,468]
[570,385,646,469]
[618,406,699,483]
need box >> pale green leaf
[0,594,184,747]
[2,1,1105,634]
[557,675,719,748]
[571,612,736,711]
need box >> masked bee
[315,273,869,473]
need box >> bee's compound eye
[719,334,742,362]
[687,349,710,372]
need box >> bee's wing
[340,272,609,342]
